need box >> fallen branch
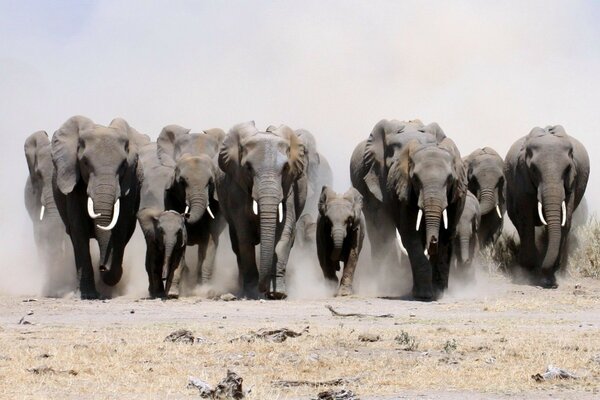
[273,376,360,388]
[325,305,392,318]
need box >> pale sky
[1,0,599,275]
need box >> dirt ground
[1,271,599,400]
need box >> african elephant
[24,131,74,296]
[51,116,149,299]
[157,124,227,293]
[218,122,307,299]
[138,208,187,298]
[295,129,333,218]
[504,125,589,288]
[463,147,505,246]
[317,186,364,296]
[452,191,480,279]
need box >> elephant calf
[317,186,364,296]
[452,192,480,279]
[138,208,187,298]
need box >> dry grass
[568,217,600,279]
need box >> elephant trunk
[41,190,59,220]
[479,188,496,216]
[423,198,444,256]
[257,178,282,294]
[540,187,564,273]
[331,227,346,260]
[186,189,209,225]
[459,237,471,264]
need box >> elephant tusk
[538,202,548,226]
[97,199,120,231]
[207,205,215,219]
[561,201,567,227]
[39,205,45,221]
[278,202,284,223]
[87,197,101,219]
[252,200,258,215]
[184,202,190,215]
[416,209,423,230]
[424,248,429,259]
[496,204,502,219]
[396,229,408,256]
[442,209,448,230]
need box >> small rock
[220,293,237,302]
[164,329,195,344]
[358,333,380,342]
[27,310,34,316]
[130,310,135,314]
[313,389,359,400]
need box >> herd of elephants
[23,116,590,301]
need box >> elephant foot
[337,285,353,297]
[412,285,434,302]
[265,291,288,300]
[80,290,102,300]
[264,277,287,300]
[539,271,558,289]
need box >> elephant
[138,208,187,298]
[51,115,149,299]
[295,129,333,218]
[218,121,307,299]
[157,124,227,294]
[463,147,505,247]
[452,191,480,279]
[24,130,74,296]
[316,186,364,296]
[504,125,589,288]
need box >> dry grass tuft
[568,217,600,279]
[480,232,519,274]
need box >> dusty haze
[1,1,599,296]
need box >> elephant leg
[364,206,398,268]
[199,229,219,285]
[229,226,259,299]
[432,241,451,296]
[179,245,199,295]
[400,226,433,301]
[515,217,538,274]
[338,249,359,296]
[69,233,97,299]
[144,246,158,298]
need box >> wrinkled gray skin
[295,214,317,251]
[351,119,466,300]
[452,191,480,279]
[464,147,505,247]
[137,142,186,298]
[157,125,227,294]
[295,129,333,218]
[317,186,364,296]
[218,122,307,299]
[51,116,149,299]
[505,126,589,288]
[24,131,74,296]
[138,208,187,298]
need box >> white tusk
[561,201,567,227]
[87,197,101,219]
[442,209,448,230]
[184,202,190,215]
[416,209,423,230]
[396,230,408,256]
[181,239,186,248]
[39,205,45,221]
[496,204,502,219]
[538,202,548,226]
[252,200,258,215]
[124,188,130,197]
[424,248,429,259]
[207,205,215,219]
[97,198,120,231]
[278,202,284,223]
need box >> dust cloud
[1,1,599,298]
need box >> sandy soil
[1,272,599,399]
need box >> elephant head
[219,121,306,293]
[456,192,480,264]
[464,147,505,218]
[318,186,362,259]
[362,119,446,202]
[24,131,54,221]
[519,126,580,272]
[389,137,467,257]
[157,124,224,224]
[138,208,187,294]
[51,115,147,285]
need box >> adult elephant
[51,115,149,299]
[218,122,307,299]
[24,131,74,296]
[350,120,445,273]
[295,129,333,218]
[157,124,227,293]
[463,147,505,246]
[505,125,589,288]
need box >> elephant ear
[52,115,95,195]
[344,187,363,229]
[440,138,467,204]
[318,185,335,216]
[203,128,226,154]
[274,125,306,194]
[424,122,446,143]
[388,139,418,203]
[157,124,191,168]
[24,131,50,178]
[109,118,146,196]
[218,121,257,180]
[363,119,390,202]
[137,207,161,241]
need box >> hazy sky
[1,0,599,250]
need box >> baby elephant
[317,186,365,296]
[452,192,481,279]
[138,208,187,298]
